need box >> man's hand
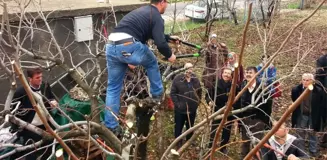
[208,101,214,107]
[287,154,299,160]
[168,54,176,63]
[169,35,180,44]
[128,64,136,70]
[50,100,58,108]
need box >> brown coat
[202,42,229,90]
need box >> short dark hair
[261,55,270,60]
[245,66,257,73]
[222,67,233,74]
[26,67,43,78]
[273,116,290,128]
[150,0,164,4]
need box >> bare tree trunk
[170,0,178,34]
[157,110,165,157]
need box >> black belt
[108,37,135,45]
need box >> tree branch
[12,60,79,160]
[244,85,313,159]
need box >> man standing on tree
[105,0,179,136]
[11,67,57,159]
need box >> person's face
[273,122,288,139]
[185,67,193,78]
[245,69,256,81]
[222,69,232,81]
[302,77,313,88]
[228,54,235,63]
[210,38,217,45]
[158,0,168,14]
[29,73,43,87]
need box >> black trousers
[209,119,232,151]
[174,111,196,148]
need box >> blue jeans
[296,115,318,153]
[104,41,163,129]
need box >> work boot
[109,126,123,140]
[152,95,163,104]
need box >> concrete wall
[0,12,128,109]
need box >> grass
[165,19,205,34]
[287,2,299,9]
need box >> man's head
[245,66,257,81]
[227,52,237,63]
[184,63,194,78]
[27,67,43,87]
[261,55,270,62]
[272,117,289,140]
[222,68,233,81]
[301,73,314,88]
[151,0,169,14]
[209,34,217,44]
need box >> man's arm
[267,66,277,85]
[44,82,55,101]
[316,56,327,84]
[293,139,309,158]
[44,82,58,108]
[11,87,25,111]
[170,76,180,106]
[151,16,172,59]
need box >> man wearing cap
[170,63,202,148]
[105,0,180,136]
[202,33,229,99]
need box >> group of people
[6,0,327,159]
[169,36,327,160]
[103,0,327,159]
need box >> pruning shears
[164,37,203,60]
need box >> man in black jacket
[262,118,308,160]
[237,66,272,159]
[170,63,202,148]
[315,52,327,148]
[206,67,234,154]
[105,0,180,135]
[291,73,324,157]
[10,67,57,159]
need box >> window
[193,0,207,7]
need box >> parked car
[184,0,229,20]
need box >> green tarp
[53,93,105,126]
[2,93,115,160]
